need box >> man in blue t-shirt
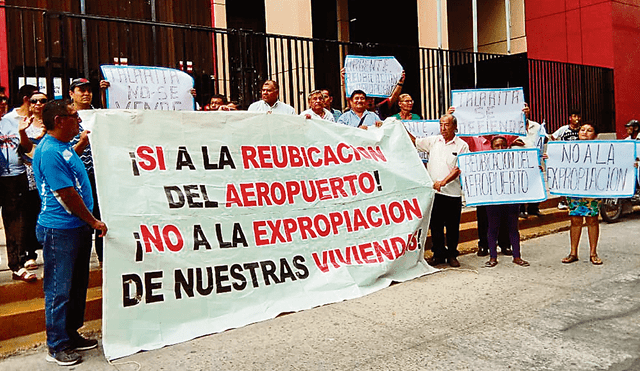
[33,99,108,366]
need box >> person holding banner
[337,90,382,129]
[69,78,104,266]
[34,100,108,366]
[411,114,469,267]
[484,136,530,268]
[518,103,544,218]
[300,90,335,122]
[248,80,296,115]
[551,110,582,210]
[561,123,603,265]
[392,94,421,120]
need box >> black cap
[69,78,91,91]
[625,119,639,127]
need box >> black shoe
[448,257,461,267]
[519,212,528,219]
[501,247,513,256]
[528,210,541,217]
[427,257,446,266]
[46,349,82,366]
[71,336,98,351]
[477,247,489,257]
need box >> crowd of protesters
[0,68,637,365]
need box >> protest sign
[451,87,526,136]
[458,148,546,206]
[402,120,440,162]
[87,111,436,360]
[100,65,195,111]
[344,55,403,98]
[545,141,637,198]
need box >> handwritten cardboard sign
[451,87,526,136]
[402,120,440,163]
[458,148,546,206]
[344,55,403,98]
[545,141,637,198]
[100,65,195,111]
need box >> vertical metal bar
[32,13,38,84]
[505,0,511,54]
[80,0,89,78]
[287,38,294,109]
[151,0,157,66]
[19,12,26,86]
[59,14,69,95]
[294,39,302,110]
[437,0,442,49]
[437,48,445,115]
[220,32,227,97]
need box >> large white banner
[451,87,526,136]
[87,111,436,360]
[458,148,546,206]
[344,55,403,98]
[546,141,637,198]
[402,119,440,163]
[100,65,195,111]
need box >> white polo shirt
[300,108,335,122]
[247,100,296,115]
[416,135,469,197]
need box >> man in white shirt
[300,90,335,122]
[247,80,296,115]
[414,114,469,267]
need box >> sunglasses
[30,98,47,104]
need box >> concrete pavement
[2,214,640,370]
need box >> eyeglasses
[30,98,47,104]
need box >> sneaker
[71,336,98,351]
[557,201,568,210]
[519,212,528,219]
[46,349,82,366]
[477,247,489,257]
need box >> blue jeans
[36,224,92,353]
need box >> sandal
[24,259,38,270]
[590,255,603,265]
[484,259,498,268]
[513,258,530,267]
[562,255,579,264]
[12,268,37,282]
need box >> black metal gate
[2,4,615,132]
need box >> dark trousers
[477,205,511,250]
[520,203,540,215]
[486,204,521,258]
[0,173,28,272]
[88,171,103,262]
[22,189,42,262]
[430,193,462,260]
[37,224,92,352]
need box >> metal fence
[3,5,615,133]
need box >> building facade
[0,0,630,135]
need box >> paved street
[2,214,640,371]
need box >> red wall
[525,0,640,138]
